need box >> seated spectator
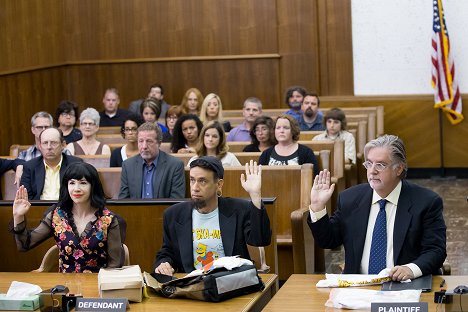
[259,115,319,176]
[188,121,241,167]
[140,97,170,140]
[119,122,185,199]
[20,128,83,200]
[227,97,262,142]
[313,108,356,164]
[110,115,143,167]
[171,114,203,154]
[55,100,82,144]
[163,105,182,143]
[128,83,170,119]
[99,88,132,127]
[153,157,271,275]
[297,93,325,131]
[284,86,307,120]
[180,87,204,115]
[11,162,126,273]
[199,93,231,132]
[18,111,53,161]
[243,116,277,152]
[66,108,111,155]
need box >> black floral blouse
[12,206,124,273]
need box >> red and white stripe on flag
[431,0,463,125]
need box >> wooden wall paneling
[63,0,278,61]
[320,96,444,168]
[64,58,281,113]
[276,0,320,105]
[316,0,354,95]
[0,0,65,73]
[0,68,66,155]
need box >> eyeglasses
[81,122,96,127]
[124,128,138,133]
[34,126,50,130]
[41,141,61,148]
[363,161,392,172]
[60,112,75,117]
[167,116,178,121]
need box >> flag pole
[437,109,446,177]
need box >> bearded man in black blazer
[308,134,446,281]
[153,157,271,275]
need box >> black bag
[144,264,264,302]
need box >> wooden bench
[96,126,121,135]
[95,134,126,145]
[2,164,313,281]
[223,106,383,139]
[299,129,358,188]
[0,198,277,275]
[291,206,325,273]
[225,140,344,210]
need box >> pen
[440,279,446,288]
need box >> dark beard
[304,108,315,118]
[192,199,207,211]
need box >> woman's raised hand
[309,169,335,212]
[13,185,31,218]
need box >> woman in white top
[66,108,111,156]
[312,107,356,164]
[188,121,241,167]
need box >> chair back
[33,245,59,272]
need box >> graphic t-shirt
[192,208,225,270]
[268,148,299,166]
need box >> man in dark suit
[308,134,446,281]
[153,157,271,275]
[20,127,83,200]
[118,122,185,199]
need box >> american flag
[431,0,463,125]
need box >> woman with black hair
[55,100,82,144]
[171,114,203,153]
[11,162,126,273]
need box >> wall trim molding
[0,54,281,76]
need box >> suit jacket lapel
[36,158,46,198]
[393,181,412,263]
[59,155,68,182]
[134,156,144,198]
[175,205,194,272]
[352,187,373,271]
[153,152,167,198]
[219,199,236,256]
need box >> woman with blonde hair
[188,121,241,167]
[199,93,231,132]
[66,108,111,155]
[180,88,203,115]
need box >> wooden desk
[263,274,467,312]
[0,272,277,312]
